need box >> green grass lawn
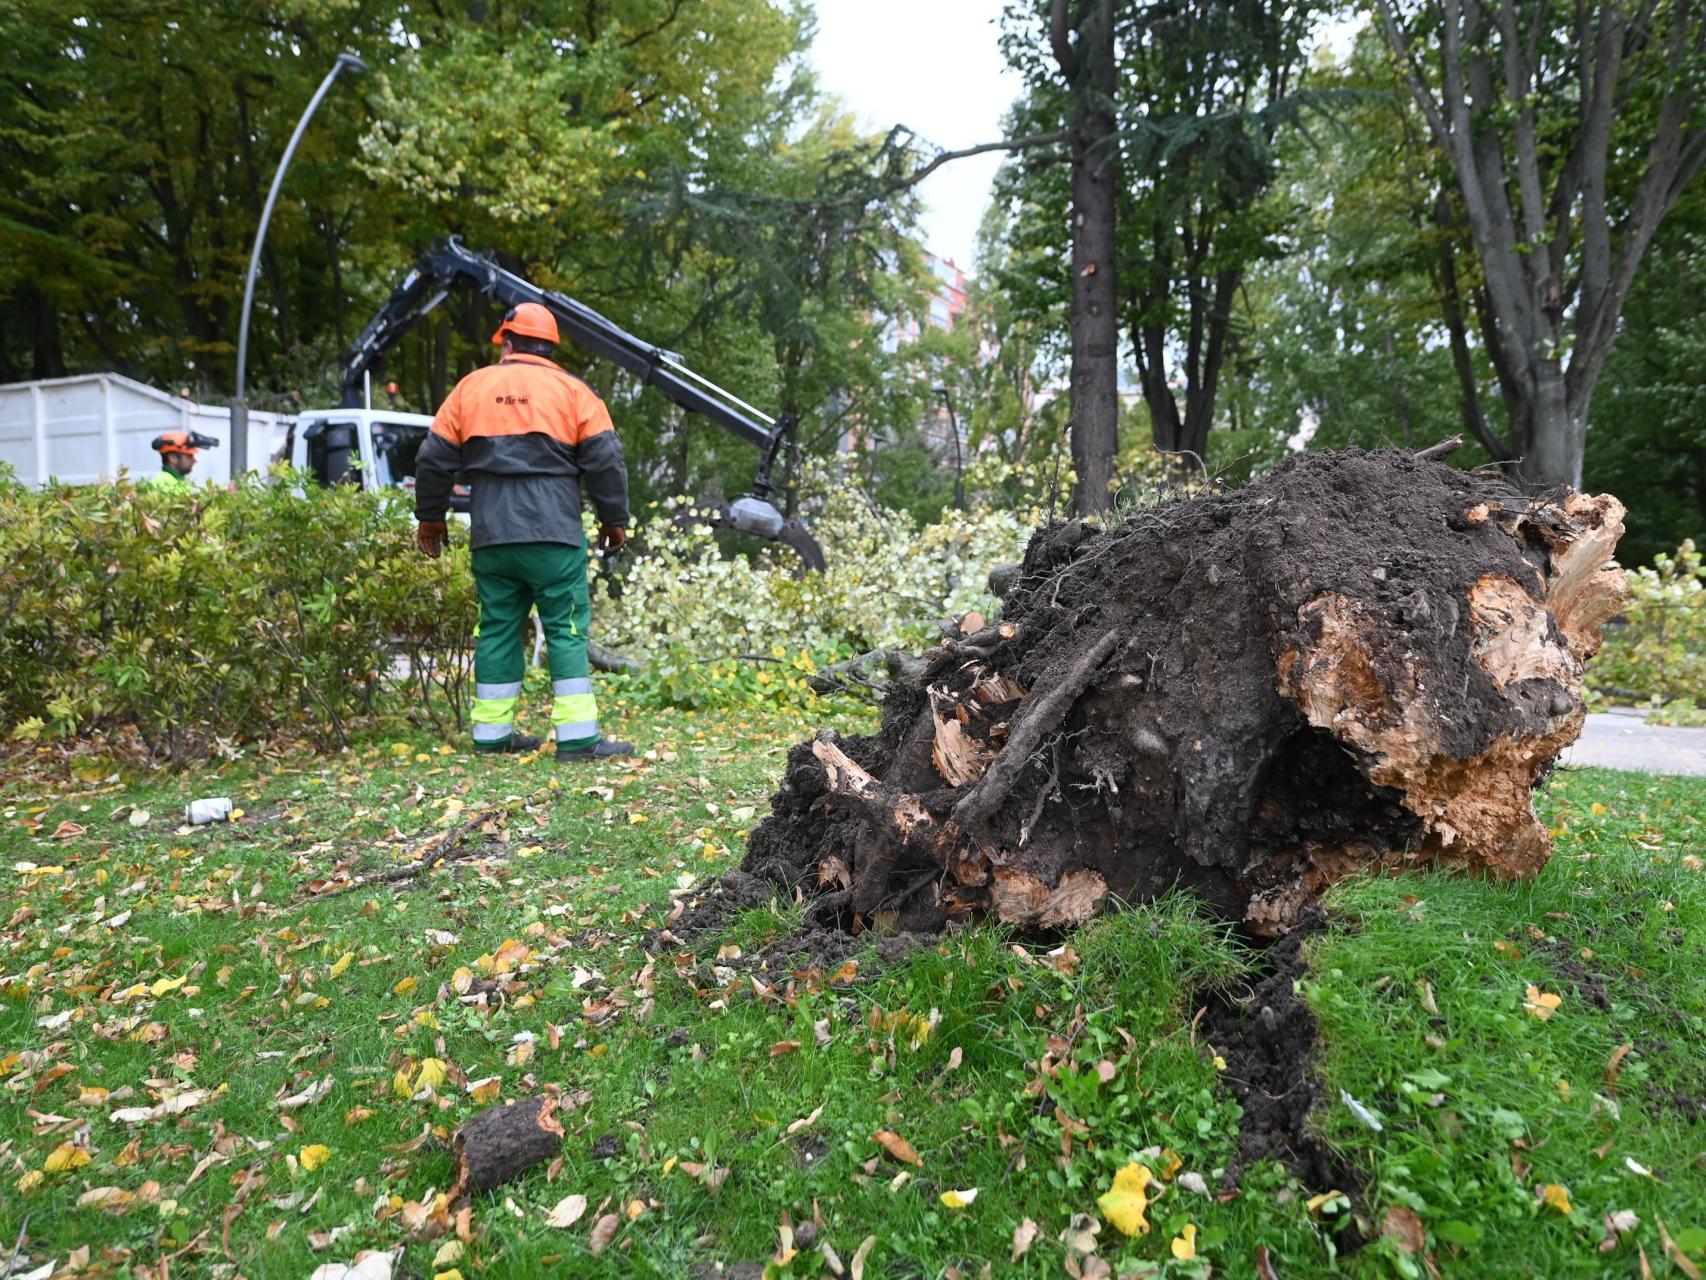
[1,691,1702,1279]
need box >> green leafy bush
[0,458,1038,753]
[1589,539,1706,706]
[0,473,476,762]
[594,460,1038,707]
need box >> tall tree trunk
[24,284,66,378]
[1053,0,1120,515]
[1521,361,1582,488]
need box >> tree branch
[1050,0,1081,82]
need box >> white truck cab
[284,407,436,497]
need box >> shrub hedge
[1589,538,1706,716]
[0,474,476,763]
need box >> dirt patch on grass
[1197,915,1368,1245]
[1535,936,1615,1011]
[656,867,924,978]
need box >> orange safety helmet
[151,430,219,458]
[491,302,560,346]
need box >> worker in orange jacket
[147,431,218,488]
[413,303,633,762]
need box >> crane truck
[318,236,825,570]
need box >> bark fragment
[450,1096,563,1197]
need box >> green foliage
[992,0,1326,464]
[1589,540,1706,706]
[597,461,1038,709]
[608,645,834,716]
[1585,185,1706,566]
[0,474,475,762]
[1232,31,1498,464]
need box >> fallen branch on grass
[300,799,523,901]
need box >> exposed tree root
[737,448,1626,936]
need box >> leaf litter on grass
[3,723,1702,1279]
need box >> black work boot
[473,731,544,755]
[556,737,635,763]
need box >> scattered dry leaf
[1524,985,1562,1020]
[587,1213,619,1255]
[546,1194,587,1229]
[872,1129,922,1167]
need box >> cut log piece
[740,449,1627,936]
[450,1096,563,1197]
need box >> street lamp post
[231,52,367,478]
[934,385,965,510]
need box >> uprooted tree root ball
[737,448,1627,937]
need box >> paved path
[1561,709,1706,777]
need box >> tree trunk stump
[739,449,1626,936]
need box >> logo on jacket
[494,394,530,405]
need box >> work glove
[597,525,627,553]
[417,520,447,559]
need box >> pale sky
[808,0,1024,275]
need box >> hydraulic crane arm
[341,236,823,569]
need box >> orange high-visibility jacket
[414,353,629,548]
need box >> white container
[184,797,233,825]
[0,373,290,486]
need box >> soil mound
[743,448,1625,935]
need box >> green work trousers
[470,542,599,751]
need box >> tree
[995,0,1319,484]
[1230,32,1495,463]
[1375,0,1706,488]
[1586,182,1706,563]
[1117,0,1318,472]
[1050,0,1121,514]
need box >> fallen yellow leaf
[393,975,419,996]
[15,1169,44,1193]
[1540,1183,1572,1214]
[432,1241,465,1267]
[1098,1162,1153,1237]
[939,1187,978,1209]
[149,973,187,998]
[44,1142,91,1173]
[328,952,353,978]
[1171,1223,1198,1260]
[415,1058,448,1091]
[1524,985,1563,1020]
[300,1144,331,1172]
[1306,1190,1348,1217]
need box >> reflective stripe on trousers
[552,677,598,743]
[471,680,523,740]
